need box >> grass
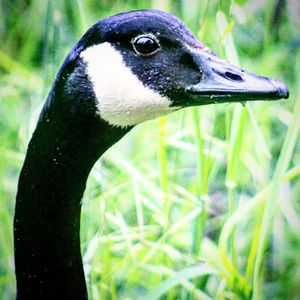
[1,0,300,299]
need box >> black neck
[14,74,130,299]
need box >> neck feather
[14,83,130,299]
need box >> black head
[55,9,289,127]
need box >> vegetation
[1,0,299,299]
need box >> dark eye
[132,35,160,56]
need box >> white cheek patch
[80,42,176,127]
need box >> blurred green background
[1,0,299,299]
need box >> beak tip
[274,80,289,99]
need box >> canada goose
[14,9,288,299]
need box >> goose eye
[132,36,160,56]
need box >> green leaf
[146,265,215,300]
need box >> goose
[14,9,289,300]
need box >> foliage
[0,0,299,299]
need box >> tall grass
[0,1,299,299]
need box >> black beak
[185,50,289,105]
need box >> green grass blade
[146,265,215,300]
[252,91,300,299]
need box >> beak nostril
[224,71,243,82]
[211,67,244,82]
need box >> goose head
[55,9,288,128]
